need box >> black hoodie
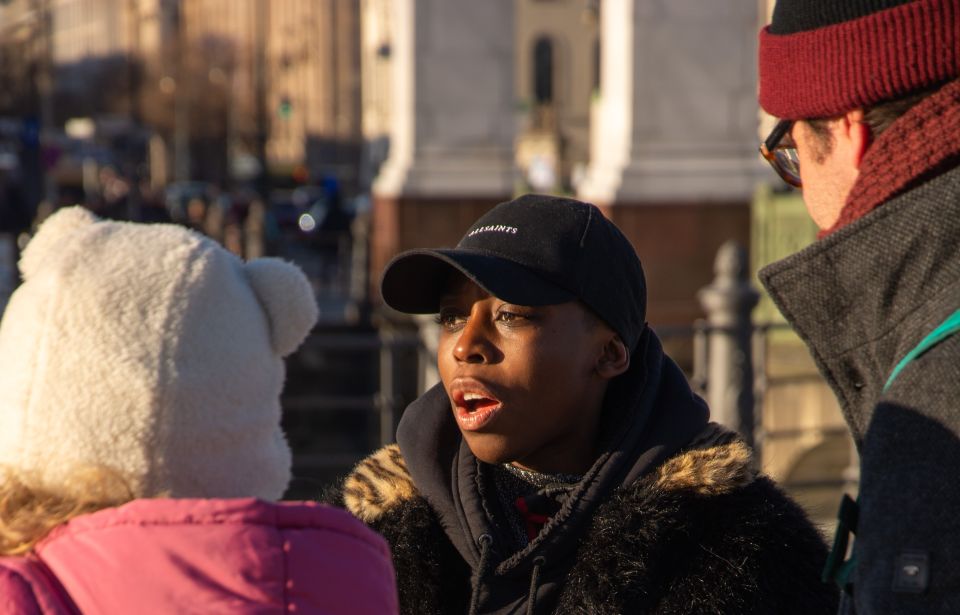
[331,330,838,614]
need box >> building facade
[0,0,362,196]
[365,0,762,350]
[515,0,599,194]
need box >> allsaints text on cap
[468,225,518,237]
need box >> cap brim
[380,249,576,314]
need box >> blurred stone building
[0,0,854,515]
[364,0,763,345]
[0,0,362,194]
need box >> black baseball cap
[380,194,647,351]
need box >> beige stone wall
[0,0,43,111]
[360,0,392,140]
[50,0,126,64]
[265,0,361,169]
[758,339,854,530]
[515,0,598,188]
[172,0,361,176]
[0,0,159,74]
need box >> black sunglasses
[759,119,801,188]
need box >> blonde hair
[0,466,137,555]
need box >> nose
[452,313,495,364]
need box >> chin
[461,431,520,465]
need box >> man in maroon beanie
[756,1,960,613]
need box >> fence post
[377,330,396,447]
[697,241,760,447]
[0,234,16,316]
[348,213,371,321]
[415,315,440,394]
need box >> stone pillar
[698,241,760,447]
[371,0,516,287]
[579,0,764,204]
[576,0,763,339]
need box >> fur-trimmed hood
[343,438,757,526]
[339,439,835,614]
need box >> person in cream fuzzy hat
[0,205,313,499]
[0,207,399,615]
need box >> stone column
[576,0,763,335]
[371,0,516,288]
[579,0,764,204]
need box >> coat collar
[343,439,756,523]
[824,79,960,237]
[760,165,960,443]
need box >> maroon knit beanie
[759,0,960,119]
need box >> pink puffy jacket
[0,498,398,614]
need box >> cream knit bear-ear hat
[0,207,318,500]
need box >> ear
[595,334,629,380]
[838,108,870,169]
[245,257,319,356]
[20,206,98,279]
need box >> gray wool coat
[760,164,960,614]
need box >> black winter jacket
[329,331,837,614]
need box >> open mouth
[461,392,500,413]
[452,388,503,431]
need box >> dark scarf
[486,464,580,550]
[825,78,960,237]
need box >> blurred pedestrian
[203,196,226,243]
[326,195,837,614]
[0,208,398,614]
[317,174,351,235]
[137,183,172,224]
[0,173,30,236]
[757,1,960,612]
[244,199,268,259]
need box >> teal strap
[825,309,960,593]
[885,309,960,392]
[822,494,859,590]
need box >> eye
[495,306,534,326]
[435,309,467,331]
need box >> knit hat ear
[245,258,318,356]
[20,206,98,279]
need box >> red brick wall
[371,195,507,298]
[602,202,751,327]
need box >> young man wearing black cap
[757,1,960,613]
[329,194,837,614]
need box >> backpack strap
[823,308,960,591]
[822,494,859,590]
[885,309,960,392]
